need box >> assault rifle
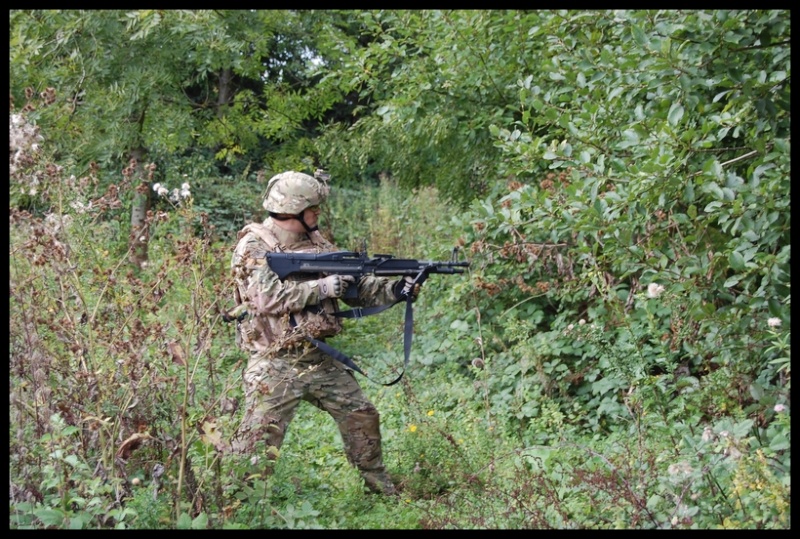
[266,248,470,300]
[265,247,470,385]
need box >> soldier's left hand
[394,276,421,301]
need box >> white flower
[567,324,574,331]
[44,213,59,227]
[152,182,162,192]
[647,283,665,298]
[767,317,782,328]
[181,182,190,190]
[180,188,191,199]
[578,319,586,325]
[157,186,168,197]
[667,461,693,477]
[725,446,742,460]
[774,404,787,413]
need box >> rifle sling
[289,295,413,386]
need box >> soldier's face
[303,205,321,227]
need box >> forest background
[9,9,790,529]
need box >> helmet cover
[263,171,329,214]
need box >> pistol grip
[344,282,359,299]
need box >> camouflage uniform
[230,172,401,495]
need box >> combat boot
[362,470,398,496]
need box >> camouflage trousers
[231,347,396,495]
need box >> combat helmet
[263,170,330,215]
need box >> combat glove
[318,275,355,299]
[393,275,421,301]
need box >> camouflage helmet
[263,171,330,214]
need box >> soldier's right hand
[318,275,356,299]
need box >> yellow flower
[427,410,434,416]
[409,424,417,433]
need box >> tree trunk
[128,147,151,269]
[217,67,233,117]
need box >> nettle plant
[9,110,244,528]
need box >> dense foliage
[9,10,789,529]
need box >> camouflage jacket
[231,219,398,356]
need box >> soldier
[229,170,418,496]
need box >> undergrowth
[9,110,790,529]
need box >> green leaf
[631,25,647,47]
[33,508,65,527]
[684,181,695,203]
[713,90,730,103]
[768,299,783,317]
[191,512,209,529]
[68,514,89,530]
[703,159,724,180]
[729,251,745,271]
[742,230,759,242]
[704,182,724,200]
[724,275,742,287]
[594,154,606,174]
[668,102,685,126]
[449,319,469,332]
[769,435,789,451]
[622,129,639,145]
[177,512,193,529]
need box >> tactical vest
[231,222,343,355]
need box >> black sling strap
[289,293,415,386]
